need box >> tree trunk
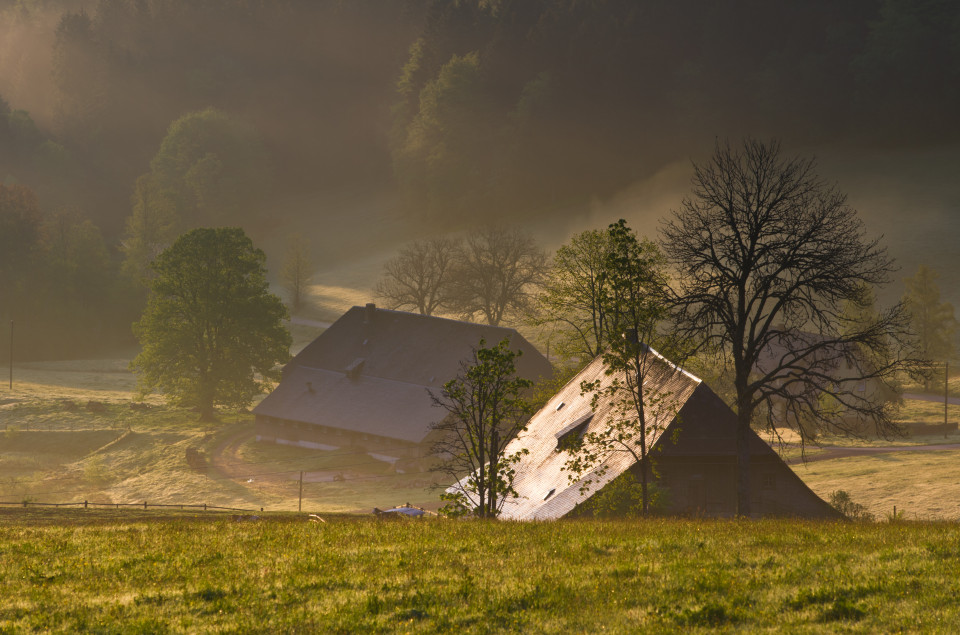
[735,416,751,517]
[640,457,649,516]
[198,379,217,422]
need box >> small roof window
[555,412,593,452]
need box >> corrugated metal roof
[499,348,701,520]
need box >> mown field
[2,509,959,633]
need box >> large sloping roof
[287,305,551,387]
[254,305,552,443]
[499,347,829,520]
[252,367,438,443]
[499,348,701,520]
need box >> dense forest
[1,0,958,359]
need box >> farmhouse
[253,304,552,462]
[498,348,840,520]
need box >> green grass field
[1,509,959,633]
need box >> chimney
[364,302,376,324]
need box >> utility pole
[298,471,304,512]
[945,361,949,427]
[8,320,12,390]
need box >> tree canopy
[562,220,677,516]
[533,228,616,362]
[132,227,291,421]
[662,138,920,516]
[123,108,272,282]
[430,338,534,518]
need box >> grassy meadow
[0,320,444,514]
[3,323,960,632]
[4,347,960,518]
[2,510,960,633]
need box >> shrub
[829,490,874,522]
[571,471,669,518]
[83,456,109,485]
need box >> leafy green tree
[42,211,115,333]
[533,227,616,362]
[394,51,494,218]
[123,109,272,281]
[903,264,957,387]
[0,184,42,294]
[563,220,677,516]
[121,174,181,283]
[132,227,291,421]
[430,338,534,518]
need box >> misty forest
[1,0,958,360]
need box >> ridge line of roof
[525,344,702,421]
[346,305,525,336]
[643,343,702,384]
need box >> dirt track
[785,442,960,465]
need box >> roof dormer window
[555,412,593,452]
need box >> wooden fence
[0,500,256,512]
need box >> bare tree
[430,338,534,518]
[280,235,313,314]
[376,236,461,315]
[662,138,921,517]
[452,226,547,326]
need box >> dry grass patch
[795,450,960,520]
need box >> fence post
[143,500,147,509]
[84,500,87,509]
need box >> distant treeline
[391,0,960,220]
[0,0,957,359]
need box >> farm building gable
[498,349,840,520]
